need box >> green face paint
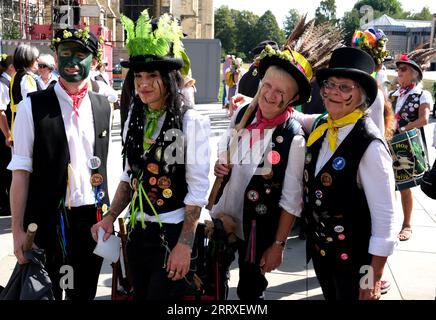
[57,42,93,82]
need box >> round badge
[147,163,159,175]
[276,136,284,144]
[149,177,157,186]
[320,250,326,256]
[315,199,322,206]
[332,157,346,171]
[265,188,271,195]
[247,190,259,202]
[157,176,171,189]
[90,173,103,187]
[87,156,101,170]
[267,150,281,165]
[156,199,164,206]
[409,107,415,112]
[147,192,157,203]
[414,103,419,108]
[131,178,139,191]
[255,204,268,215]
[334,225,345,233]
[340,253,349,260]
[304,169,309,182]
[338,234,346,241]
[315,190,323,199]
[154,147,163,162]
[408,102,413,107]
[326,237,333,242]
[262,170,274,180]
[102,204,108,213]
[305,153,312,164]
[97,190,105,200]
[162,188,173,198]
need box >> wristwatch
[400,126,406,132]
[273,240,286,248]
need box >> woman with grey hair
[36,53,58,89]
[293,47,397,300]
[10,44,41,133]
[389,55,432,241]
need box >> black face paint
[344,94,353,106]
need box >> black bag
[421,159,436,199]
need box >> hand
[5,135,12,148]
[166,243,191,281]
[229,94,246,111]
[359,280,382,300]
[90,215,114,242]
[13,229,37,264]
[259,244,284,273]
[214,160,231,178]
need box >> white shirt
[368,89,385,136]
[91,71,118,103]
[8,82,100,207]
[18,73,38,100]
[211,106,305,240]
[294,111,398,257]
[121,107,211,224]
[0,72,11,111]
[36,73,58,90]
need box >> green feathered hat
[120,10,189,74]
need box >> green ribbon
[143,107,165,151]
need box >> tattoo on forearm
[178,206,201,248]
[107,181,132,221]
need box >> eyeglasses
[323,79,357,94]
[396,66,409,73]
[38,64,48,69]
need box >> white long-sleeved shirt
[0,72,11,111]
[294,111,398,257]
[8,82,110,207]
[121,107,211,224]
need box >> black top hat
[316,47,378,105]
[53,28,99,57]
[395,55,423,81]
[258,47,312,106]
[251,40,279,56]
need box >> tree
[2,22,21,40]
[341,9,361,46]
[353,0,402,17]
[406,7,432,20]
[315,0,337,25]
[253,11,285,51]
[214,6,237,57]
[283,9,301,38]
[233,10,259,60]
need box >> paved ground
[1,103,436,300]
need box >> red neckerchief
[246,106,293,146]
[399,83,415,97]
[59,80,89,117]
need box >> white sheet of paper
[93,227,121,263]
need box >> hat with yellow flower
[258,45,312,106]
[120,10,189,75]
[51,27,103,62]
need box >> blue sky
[213,0,436,27]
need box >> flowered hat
[51,27,103,64]
[120,10,189,74]
[257,45,312,106]
[352,28,389,65]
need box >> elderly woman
[91,11,210,300]
[36,53,58,89]
[294,47,397,300]
[389,55,432,241]
[212,45,312,300]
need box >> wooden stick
[23,223,38,251]
[118,218,132,286]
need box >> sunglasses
[323,79,357,94]
[38,64,48,69]
[396,66,409,72]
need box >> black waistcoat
[125,99,188,215]
[11,71,41,106]
[392,92,422,129]
[25,87,111,249]
[303,116,385,267]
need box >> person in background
[91,11,210,301]
[225,57,246,117]
[0,54,15,216]
[222,54,233,108]
[237,40,279,98]
[9,27,111,300]
[36,53,58,90]
[90,57,118,103]
[182,71,196,106]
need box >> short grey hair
[13,44,39,71]
[38,53,56,71]
[410,68,421,84]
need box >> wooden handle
[206,177,224,210]
[118,218,133,286]
[23,223,38,251]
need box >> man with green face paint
[8,28,112,300]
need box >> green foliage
[353,0,402,16]
[254,11,285,51]
[283,9,301,38]
[315,0,337,25]
[401,7,432,20]
[234,10,259,58]
[214,6,237,57]
[2,23,21,40]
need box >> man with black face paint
[8,28,111,300]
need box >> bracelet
[273,240,286,248]
[107,210,118,222]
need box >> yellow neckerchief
[307,109,364,151]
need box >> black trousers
[44,205,103,300]
[0,139,11,213]
[126,222,190,300]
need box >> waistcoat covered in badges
[125,99,188,215]
[303,116,385,267]
[392,92,422,129]
[25,87,111,249]
[234,105,303,243]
